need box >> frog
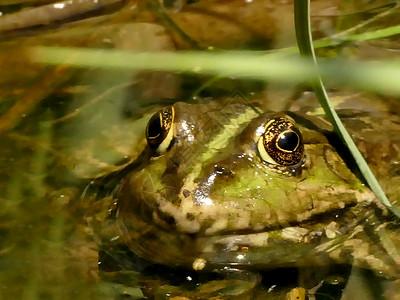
[97,98,400,298]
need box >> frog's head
[112,101,378,269]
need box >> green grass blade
[314,23,400,49]
[294,0,394,210]
[31,47,400,96]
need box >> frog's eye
[257,116,304,166]
[146,106,175,154]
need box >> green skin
[102,101,400,278]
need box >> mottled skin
[101,101,400,279]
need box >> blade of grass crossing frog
[294,0,399,216]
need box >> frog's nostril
[214,165,233,176]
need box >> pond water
[0,0,399,299]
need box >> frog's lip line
[153,180,376,237]
[241,202,379,237]
[192,207,382,270]
[150,200,361,239]
[197,206,391,273]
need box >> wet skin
[100,101,400,278]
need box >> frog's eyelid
[257,136,276,164]
[157,123,174,153]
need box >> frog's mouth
[193,200,391,271]
[107,189,397,278]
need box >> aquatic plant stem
[294,0,396,213]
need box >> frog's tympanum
[100,100,400,288]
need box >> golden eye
[146,106,175,154]
[257,116,304,166]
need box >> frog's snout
[192,164,234,206]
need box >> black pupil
[147,114,162,139]
[277,131,298,151]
